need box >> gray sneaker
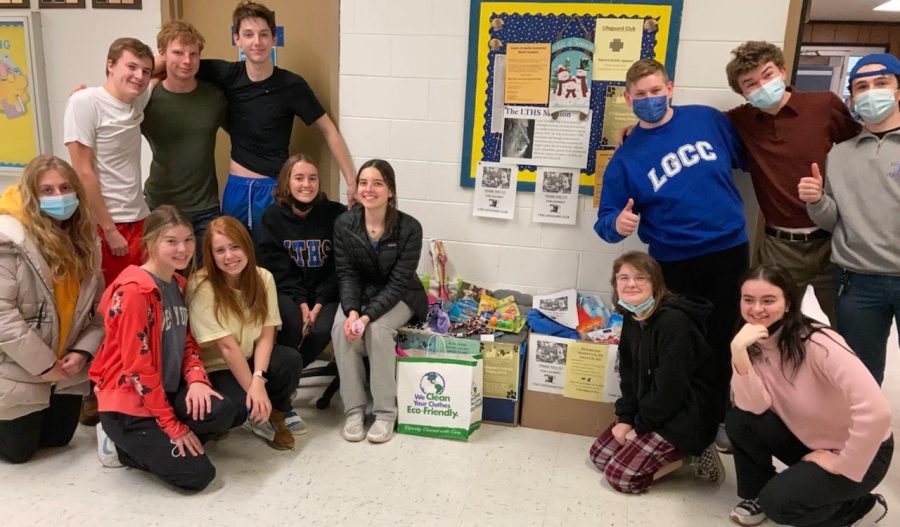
[342,410,365,442]
[96,422,123,468]
[715,422,733,454]
[366,419,395,443]
[242,418,276,442]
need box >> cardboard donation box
[397,327,527,426]
[520,333,619,437]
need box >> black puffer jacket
[333,207,427,323]
[614,295,720,456]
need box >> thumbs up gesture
[615,198,640,237]
[798,163,824,204]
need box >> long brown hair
[18,154,98,283]
[610,251,673,317]
[273,152,319,208]
[358,159,399,234]
[197,216,268,326]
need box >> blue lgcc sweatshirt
[594,105,748,261]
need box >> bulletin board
[0,13,51,178]
[460,0,684,196]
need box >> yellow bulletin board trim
[460,0,684,195]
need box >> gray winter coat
[0,215,104,420]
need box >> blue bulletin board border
[460,0,684,196]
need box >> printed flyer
[563,342,607,402]
[526,333,569,395]
[533,166,579,225]
[473,161,518,219]
[499,105,592,169]
[532,289,578,328]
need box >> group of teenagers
[0,1,896,525]
[590,41,899,527]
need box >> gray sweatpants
[331,302,414,420]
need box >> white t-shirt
[63,86,152,223]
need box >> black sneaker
[852,494,888,526]
[730,498,766,526]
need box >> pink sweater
[731,328,891,482]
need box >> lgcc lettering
[647,141,718,192]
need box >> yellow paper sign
[593,150,614,208]
[0,21,38,168]
[504,43,551,105]
[482,343,521,399]
[563,342,607,401]
[593,18,643,82]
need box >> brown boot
[79,393,99,427]
[268,410,295,450]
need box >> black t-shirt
[197,59,326,177]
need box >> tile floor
[2,292,898,527]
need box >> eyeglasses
[615,274,650,285]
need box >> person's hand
[731,323,769,353]
[184,382,223,421]
[615,199,640,237]
[611,422,634,445]
[343,310,358,339]
[60,352,87,376]
[246,376,272,423]
[624,429,638,442]
[798,163,824,204]
[616,124,636,148]
[300,302,311,329]
[68,83,87,96]
[347,186,359,208]
[803,449,839,475]
[172,430,204,457]
[103,228,129,257]
[40,360,68,382]
[307,303,323,330]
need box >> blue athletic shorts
[221,174,276,235]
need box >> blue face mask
[39,193,79,221]
[747,76,786,110]
[632,95,669,123]
[617,296,655,315]
[853,89,898,124]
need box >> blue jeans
[835,269,900,385]
[185,205,221,266]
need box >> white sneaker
[242,418,276,442]
[283,410,309,436]
[715,422,733,454]
[342,410,365,442]
[96,422,123,468]
[366,419,395,444]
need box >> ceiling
[809,0,900,22]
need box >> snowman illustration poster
[548,38,593,114]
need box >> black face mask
[291,192,323,212]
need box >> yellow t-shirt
[187,267,282,373]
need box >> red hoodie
[89,265,210,440]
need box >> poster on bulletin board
[460,0,684,197]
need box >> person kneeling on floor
[590,251,724,494]
[727,264,892,526]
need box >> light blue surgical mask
[747,76,786,110]
[853,89,898,124]
[39,193,79,221]
[632,95,669,123]
[617,296,655,315]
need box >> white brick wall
[338,0,792,297]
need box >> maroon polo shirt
[726,88,861,228]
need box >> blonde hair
[141,205,194,272]
[157,20,205,52]
[18,155,98,283]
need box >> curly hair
[157,20,205,52]
[725,41,785,94]
[18,155,98,283]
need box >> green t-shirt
[141,80,226,212]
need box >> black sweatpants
[726,408,893,527]
[658,242,748,419]
[99,382,237,492]
[276,294,338,368]
[207,344,303,424]
[0,393,82,464]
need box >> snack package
[485,296,526,333]
[446,298,478,323]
